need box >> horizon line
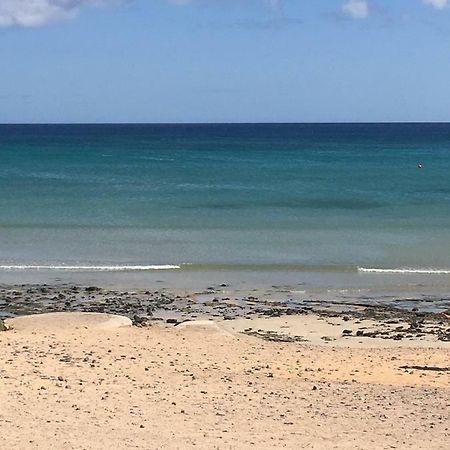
[1,121,450,126]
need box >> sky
[1,0,450,123]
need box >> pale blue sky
[1,0,450,123]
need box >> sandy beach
[1,309,449,450]
[4,1,450,447]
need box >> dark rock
[85,286,99,293]
[133,315,149,326]
[400,365,449,372]
[166,318,178,325]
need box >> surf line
[0,265,181,271]
[358,267,450,274]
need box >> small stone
[85,286,99,292]
[133,315,148,326]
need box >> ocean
[1,123,450,296]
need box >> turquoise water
[1,123,450,273]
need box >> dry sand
[221,315,450,348]
[1,313,449,449]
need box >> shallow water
[1,123,450,287]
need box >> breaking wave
[358,267,450,274]
[0,265,181,271]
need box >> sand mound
[4,312,132,332]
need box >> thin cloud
[0,0,121,28]
[342,0,370,19]
[0,0,285,29]
[423,0,449,9]
[4,0,445,30]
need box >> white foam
[358,267,450,274]
[0,264,181,271]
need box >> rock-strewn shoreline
[1,284,449,342]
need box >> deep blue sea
[1,123,450,276]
